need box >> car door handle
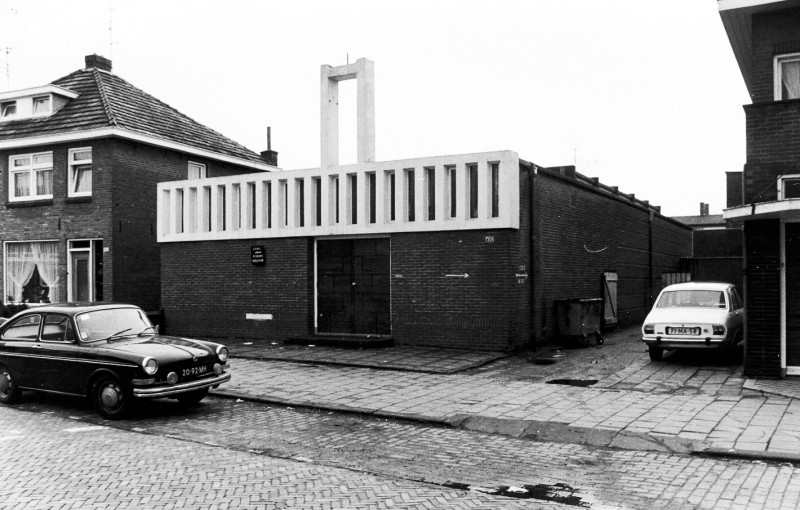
[32,344,42,349]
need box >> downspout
[528,162,538,347]
[648,209,654,307]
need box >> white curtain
[30,242,60,303]
[6,244,36,303]
[782,60,800,99]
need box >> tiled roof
[0,67,267,165]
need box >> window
[188,162,207,179]
[1,101,16,118]
[776,53,800,100]
[446,165,457,218]
[33,96,51,115]
[68,148,92,197]
[5,241,60,304]
[405,169,415,222]
[425,167,435,221]
[779,175,800,200]
[9,152,53,201]
[0,315,41,341]
[41,314,75,343]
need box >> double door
[317,239,390,335]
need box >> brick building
[0,55,276,314]
[721,0,800,377]
[158,59,691,351]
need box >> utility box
[554,298,604,343]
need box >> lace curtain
[30,242,60,303]
[782,60,800,100]
[5,243,36,303]
[5,241,60,303]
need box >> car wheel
[648,345,664,361]
[91,376,130,419]
[0,364,21,405]
[176,387,209,405]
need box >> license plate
[182,365,208,377]
[667,327,699,335]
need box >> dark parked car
[0,303,230,418]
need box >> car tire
[0,364,21,405]
[91,376,130,419]
[648,345,664,361]
[176,387,209,405]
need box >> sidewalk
[211,327,800,462]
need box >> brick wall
[0,140,115,303]
[751,7,800,104]
[743,219,782,378]
[109,139,262,311]
[743,102,800,203]
[161,238,312,341]
[532,170,691,338]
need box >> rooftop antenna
[108,0,114,60]
[1,47,10,91]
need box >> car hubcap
[100,384,122,410]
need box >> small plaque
[251,245,265,265]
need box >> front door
[786,223,800,369]
[317,238,390,335]
[71,252,91,302]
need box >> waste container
[554,298,604,345]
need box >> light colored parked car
[641,282,744,362]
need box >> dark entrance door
[317,238,390,335]
[786,223,800,367]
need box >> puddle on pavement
[546,379,599,387]
[443,482,589,506]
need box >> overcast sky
[0,0,749,216]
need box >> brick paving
[216,327,800,460]
[0,408,558,510]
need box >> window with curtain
[69,148,92,197]
[5,241,60,304]
[9,152,53,201]
[777,55,800,100]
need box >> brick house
[0,55,276,314]
[157,58,691,351]
[721,0,800,377]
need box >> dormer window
[775,53,800,100]
[33,96,51,115]
[1,101,16,118]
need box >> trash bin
[554,298,604,345]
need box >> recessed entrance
[316,238,390,335]
[786,223,800,370]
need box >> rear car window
[657,290,726,309]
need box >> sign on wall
[251,246,265,266]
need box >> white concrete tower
[320,58,375,168]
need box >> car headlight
[643,324,655,334]
[216,346,229,363]
[142,357,158,375]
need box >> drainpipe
[648,209,654,307]
[527,161,538,347]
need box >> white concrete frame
[157,150,520,242]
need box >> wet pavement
[213,327,800,461]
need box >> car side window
[41,314,75,343]
[731,288,743,310]
[0,315,42,341]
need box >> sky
[0,0,750,216]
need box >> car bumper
[133,372,231,399]
[642,336,726,350]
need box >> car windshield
[656,290,726,309]
[75,308,154,343]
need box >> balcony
[157,150,520,243]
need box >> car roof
[13,302,141,317]
[660,282,735,292]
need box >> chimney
[726,171,744,207]
[700,202,710,216]
[85,54,112,72]
[260,126,278,167]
